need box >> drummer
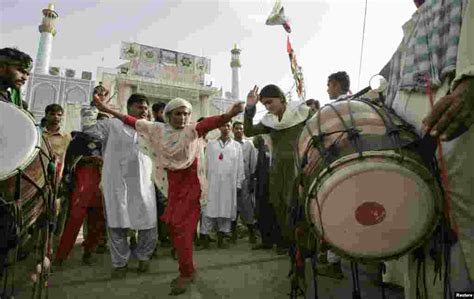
[382,0,474,297]
[327,71,351,101]
[305,98,320,113]
[0,47,32,109]
[314,71,352,281]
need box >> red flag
[287,36,293,54]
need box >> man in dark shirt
[0,47,32,108]
[152,102,166,123]
[252,135,283,251]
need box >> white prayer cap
[163,97,193,124]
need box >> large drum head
[307,154,438,260]
[0,102,40,180]
[299,99,439,261]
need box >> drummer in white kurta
[201,122,245,248]
[83,93,157,278]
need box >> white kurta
[237,140,258,223]
[239,140,258,180]
[204,138,244,219]
[84,118,157,230]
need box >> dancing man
[93,94,244,295]
[85,93,157,278]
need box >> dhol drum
[297,98,441,261]
[0,101,54,233]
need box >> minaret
[34,3,59,75]
[230,44,241,101]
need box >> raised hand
[227,101,245,117]
[92,93,109,112]
[247,85,259,106]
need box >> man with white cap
[93,95,244,295]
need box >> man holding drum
[381,0,474,297]
[315,71,352,280]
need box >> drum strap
[414,248,428,299]
[310,252,319,299]
[380,263,387,299]
[288,245,306,299]
[350,262,362,299]
[357,98,405,157]
[326,103,364,158]
[442,224,454,299]
[303,100,415,174]
[425,74,456,298]
[14,170,21,201]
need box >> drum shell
[0,150,52,229]
[297,99,441,261]
[297,100,420,199]
[0,103,53,231]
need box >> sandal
[169,276,194,296]
[170,274,195,287]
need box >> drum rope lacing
[355,98,406,159]
[312,101,368,299]
[350,261,362,299]
[299,121,346,245]
[300,99,409,244]
[298,98,439,299]
[0,107,56,298]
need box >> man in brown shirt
[42,104,71,180]
[42,104,71,238]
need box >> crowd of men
[0,0,472,297]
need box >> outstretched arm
[196,102,245,137]
[92,94,138,129]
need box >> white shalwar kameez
[202,138,244,233]
[84,117,157,267]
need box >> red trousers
[55,165,106,261]
[168,207,200,277]
[162,160,201,278]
